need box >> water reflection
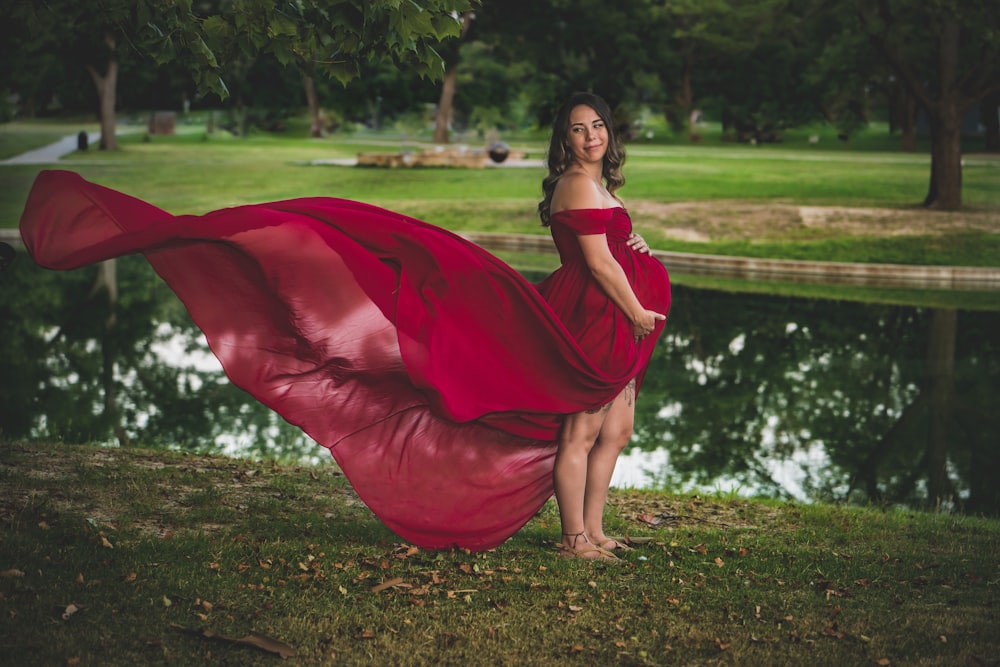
[4,253,998,514]
[627,284,999,513]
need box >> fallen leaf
[100,537,113,549]
[371,577,406,594]
[171,624,296,658]
[0,569,25,578]
[823,623,845,639]
[714,557,725,567]
[876,659,890,666]
[568,605,583,612]
[61,603,83,621]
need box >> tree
[433,10,474,143]
[8,0,472,149]
[828,0,1000,210]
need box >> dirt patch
[629,200,1000,243]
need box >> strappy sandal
[597,537,634,552]
[556,531,620,562]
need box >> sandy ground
[629,200,1000,244]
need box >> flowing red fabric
[19,170,671,551]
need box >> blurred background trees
[3,0,996,207]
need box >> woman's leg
[584,379,636,547]
[553,404,612,558]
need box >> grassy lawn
[3,119,998,666]
[2,117,998,268]
[2,442,997,667]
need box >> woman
[536,93,671,560]
[18,92,669,557]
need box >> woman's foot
[557,531,619,562]
[593,535,634,552]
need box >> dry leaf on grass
[170,624,296,659]
[60,603,83,620]
[371,577,408,594]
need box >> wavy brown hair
[537,92,626,226]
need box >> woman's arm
[576,234,665,338]
[553,174,665,338]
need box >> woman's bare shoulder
[551,173,608,213]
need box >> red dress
[19,170,671,551]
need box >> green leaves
[9,0,472,101]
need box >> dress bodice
[548,207,632,264]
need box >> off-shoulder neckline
[550,206,626,216]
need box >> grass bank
[1,442,997,666]
[1,120,998,268]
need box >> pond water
[605,280,998,513]
[149,277,998,512]
[6,250,998,514]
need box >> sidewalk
[0,132,101,165]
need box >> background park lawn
[2,117,998,268]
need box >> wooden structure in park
[357,145,525,168]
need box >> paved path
[0,132,101,165]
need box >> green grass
[1,118,998,269]
[2,441,998,666]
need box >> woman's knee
[598,423,633,452]
[559,428,600,456]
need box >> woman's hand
[632,309,666,341]
[627,232,650,254]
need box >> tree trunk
[88,259,128,446]
[433,66,458,144]
[901,90,917,153]
[678,60,698,142]
[982,91,1000,151]
[432,10,473,145]
[923,104,963,209]
[85,34,118,151]
[922,17,963,210]
[924,308,956,507]
[304,74,323,138]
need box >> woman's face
[565,104,608,167]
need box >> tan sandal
[557,531,620,562]
[597,537,634,552]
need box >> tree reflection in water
[3,256,998,513]
[631,285,1000,514]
